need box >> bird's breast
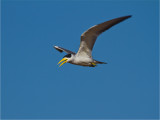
[70,56,93,66]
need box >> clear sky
[1,0,159,119]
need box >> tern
[54,15,131,67]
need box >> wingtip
[54,46,58,48]
[120,15,132,21]
[126,15,132,18]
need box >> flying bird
[54,15,131,67]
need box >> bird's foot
[90,62,97,67]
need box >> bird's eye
[63,54,71,58]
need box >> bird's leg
[91,63,96,66]
[90,62,97,67]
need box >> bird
[54,15,131,67]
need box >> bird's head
[58,54,73,67]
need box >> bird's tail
[94,60,107,64]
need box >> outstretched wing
[54,46,76,54]
[76,15,131,57]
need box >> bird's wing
[54,46,76,54]
[76,15,131,57]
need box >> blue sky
[1,0,159,119]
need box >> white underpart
[67,54,93,66]
[75,56,92,63]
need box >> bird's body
[69,55,93,66]
[54,15,131,67]
[57,52,95,66]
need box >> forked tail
[94,60,107,64]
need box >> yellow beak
[57,58,68,67]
